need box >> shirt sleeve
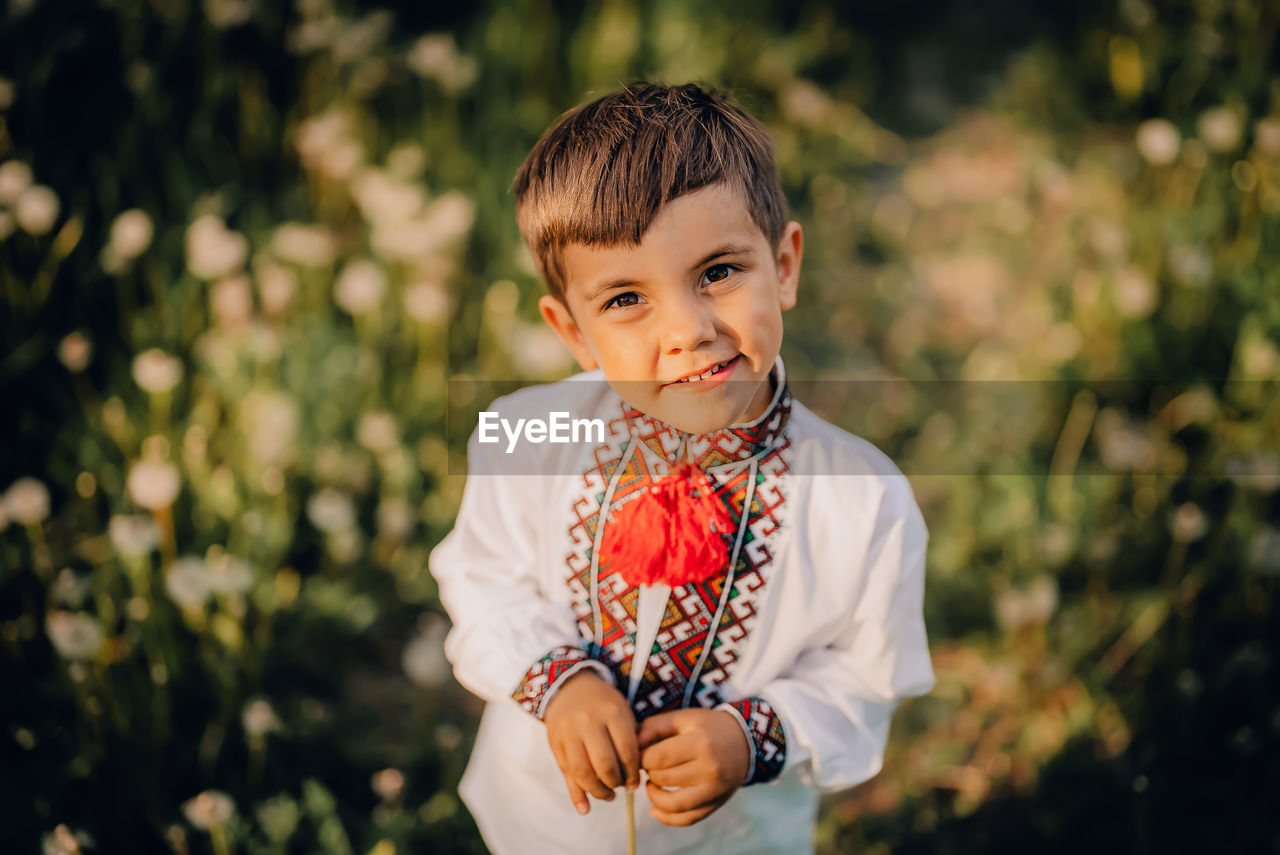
[428,392,607,713]
[732,477,935,791]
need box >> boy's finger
[607,718,642,789]
[646,779,713,815]
[643,760,700,789]
[565,737,614,800]
[583,727,624,792]
[561,772,590,816]
[640,732,692,771]
[637,711,681,749]
[649,803,717,828]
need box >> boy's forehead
[560,184,766,295]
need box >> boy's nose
[659,294,717,353]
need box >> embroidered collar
[622,356,792,472]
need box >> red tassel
[599,462,733,588]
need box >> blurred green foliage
[1,0,1278,852]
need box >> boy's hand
[542,670,641,815]
[637,708,751,827]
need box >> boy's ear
[538,294,599,371]
[774,221,803,311]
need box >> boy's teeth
[677,358,731,382]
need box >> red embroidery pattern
[560,382,793,719]
[511,645,598,719]
[720,697,787,784]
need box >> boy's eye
[704,263,736,284]
[604,291,642,310]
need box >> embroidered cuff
[511,645,614,720]
[716,697,787,785]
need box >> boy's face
[538,183,803,435]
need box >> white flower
[1255,118,1280,156]
[351,167,424,224]
[330,9,393,64]
[1024,576,1059,623]
[271,222,337,267]
[1135,118,1180,165]
[994,576,1058,631]
[370,767,404,801]
[512,323,573,377]
[182,790,235,829]
[434,723,462,751]
[1197,107,1242,153]
[185,214,248,280]
[108,514,159,557]
[386,141,425,179]
[45,611,103,660]
[1113,267,1157,319]
[210,275,254,328]
[16,185,60,236]
[1167,245,1212,287]
[402,280,449,323]
[241,697,281,737]
[4,477,50,525]
[402,612,450,688]
[1095,409,1156,472]
[127,460,181,510]
[376,496,414,541]
[306,488,356,533]
[407,34,478,92]
[319,139,363,180]
[0,159,32,205]
[326,527,363,563]
[52,568,90,609]
[57,331,92,372]
[206,552,253,594]
[371,192,475,261]
[253,256,297,316]
[109,209,154,260]
[423,191,475,243]
[295,110,351,168]
[287,17,339,53]
[1170,502,1209,542]
[1247,525,1280,575]
[131,348,183,394]
[240,391,298,465]
[334,259,385,315]
[203,0,251,28]
[356,411,398,453]
[293,109,364,180]
[165,557,211,609]
[40,823,94,855]
[779,79,830,127]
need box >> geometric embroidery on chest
[560,385,793,719]
[633,437,790,716]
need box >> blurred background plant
[1,0,1276,852]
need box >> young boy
[429,82,935,854]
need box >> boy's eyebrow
[582,243,758,303]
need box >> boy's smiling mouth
[663,355,740,387]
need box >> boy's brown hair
[512,81,788,304]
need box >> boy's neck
[675,364,779,462]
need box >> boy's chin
[652,406,735,436]
[614,388,752,436]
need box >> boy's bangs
[514,83,787,300]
